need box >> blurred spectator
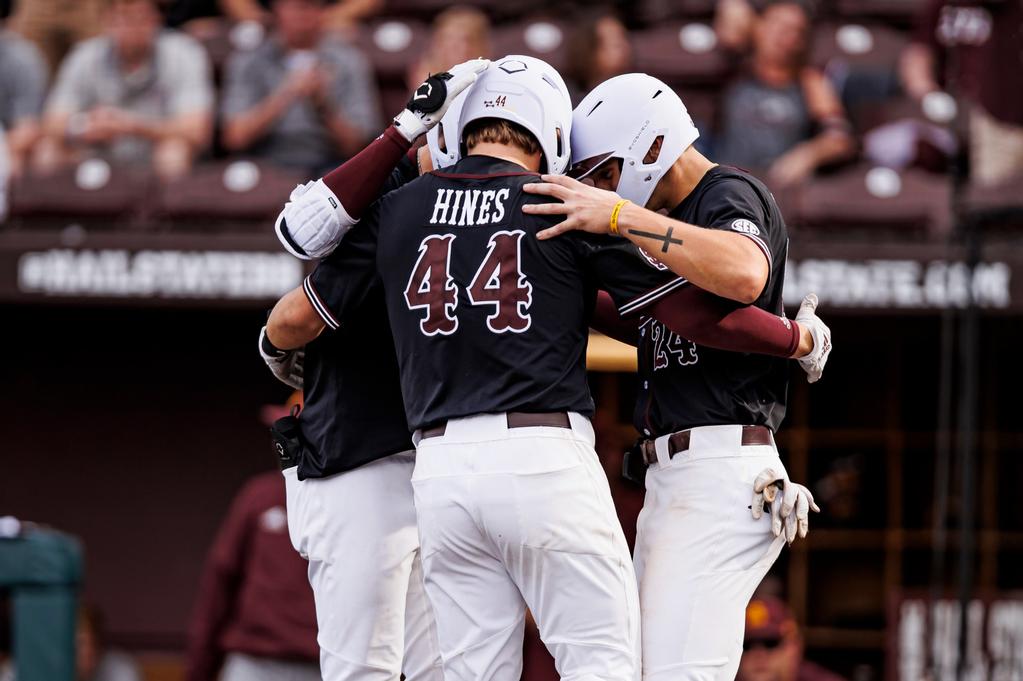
[899,0,1023,186]
[737,597,848,681]
[32,0,214,182]
[407,5,491,90]
[221,0,381,175]
[1,601,146,681]
[715,0,757,54]
[0,29,48,179]
[9,0,102,75]
[564,9,632,103]
[76,605,143,681]
[0,593,9,681]
[166,0,382,32]
[0,126,7,224]
[716,0,856,188]
[165,0,270,26]
[185,470,319,681]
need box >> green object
[0,528,83,681]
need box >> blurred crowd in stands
[0,0,1020,232]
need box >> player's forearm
[267,286,326,348]
[320,125,412,219]
[648,286,804,358]
[617,205,769,304]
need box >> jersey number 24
[404,231,533,336]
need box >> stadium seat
[380,0,546,23]
[832,0,925,26]
[812,22,908,71]
[677,87,720,134]
[152,161,308,227]
[635,0,716,25]
[792,163,952,235]
[965,174,1023,233]
[351,19,430,85]
[7,162,153,228]
[813,22,907,130]
[492,19,573,72]
[186,17,236,82]
[631,22,730,88]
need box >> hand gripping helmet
[571,74,699,208]
[457,55,573,174]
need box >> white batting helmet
[426,91,465,169]
[458,55,573,174]
[571,73,699,208]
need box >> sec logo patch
[731,219,761,236]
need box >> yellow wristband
[609,199,630,236]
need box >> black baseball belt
[420,412,572,440]
[640,425,774,465]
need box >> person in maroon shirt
[185,470,319,681]
[737,597,848,681]
[900,0,1023,186]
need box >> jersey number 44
[404,231,533,336]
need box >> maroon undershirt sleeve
[646,287,801,358]
[591,291,641,346]
[321,125,413,219]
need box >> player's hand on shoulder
[393,58,490,143]
[275,179,353,261]
[751,468,821,544]
[793,293,831,383]
[259,326,305,390]
[522,174,624,240]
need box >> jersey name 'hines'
[429,188,511,227]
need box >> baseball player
[260,57,834,681]
[257,58,488,681]
[522,73,831,681]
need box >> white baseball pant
[635,425,788,681]
[282,451,443,681]
[220,652,321,681]
[410,412,641,681]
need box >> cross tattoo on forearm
[627,226,684,253]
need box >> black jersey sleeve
[304,204,382,331]
[698,176,775,270]
[574,235,688,318]
[383,155,420,194]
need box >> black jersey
[305,155,686,432]
[634,165,790,437]
[295,157,419,480]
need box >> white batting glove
[259,326,304,390]
[274,58,489,260]
[752,468,821,543]
[393,58,490,143]
[274,179,355,261]
[795,293,832,384]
